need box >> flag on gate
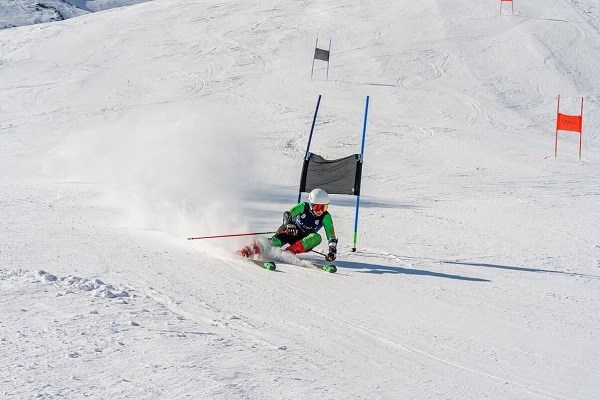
[314,47,330,62]
[554,95,584,160]
[556,113,582,133]
[311,38,331,80]
[299,153,363,196]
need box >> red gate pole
[500,0,514,14]
[555,95,560,158]
[579,97,584,160]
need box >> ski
[248,258,277,271]
[237,255,276,271]
[311,263,337,273]
[234,247,274,271]
[271,251,338,273]
[297,260,336,273]
[236,241,336,273]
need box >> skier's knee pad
[301,233,322,251]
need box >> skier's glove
[285,224,298,236]
[283,211,293,225]
[326,250,336,262]
[325,239,337,261]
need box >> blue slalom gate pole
[298,95,322,203]
[352,95,370,252]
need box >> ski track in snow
[1,266,346,399]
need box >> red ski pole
[187,231,278,240]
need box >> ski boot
[237,241,262,258]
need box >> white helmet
[308,188,329,205]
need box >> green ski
[246,258,276,271]
[312,263,337,273]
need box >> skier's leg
[270,236,284,247]
[286,233,322,254]
[269,224,294,248]
[237,239,270,257]
[238,225,287,256]
[236,245,253,257]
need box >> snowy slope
[0,0,152,29]
[1,0,599,399]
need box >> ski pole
[311,249,328,257]
[187,231,277,240]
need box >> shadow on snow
[331,259,490,282]
[443,260,600,280]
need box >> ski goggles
[311,203,328,213]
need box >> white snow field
[1,0,600,399]
[0,0,153,30]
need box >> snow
[1,0,600,398]
[0,0,153,29]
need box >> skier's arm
[322,213,336,243]
[283,203,306,224]
[323,213,338,261]
[289,203,306,218]
[281,203,307,236]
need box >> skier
[238,188,338,262]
